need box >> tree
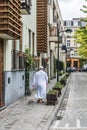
[74,0,87,58]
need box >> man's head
[39,66,43,70]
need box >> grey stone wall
[4,70,25,106]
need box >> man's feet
[37,99,44,103]
[40,100,44,103]
[40,99,44,103]
[37,99,40,103]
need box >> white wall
[21,0,37,55]
[4,40,20,71]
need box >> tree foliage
[73,0,87,58]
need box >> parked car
[82,64,87,71]
[66,67,76,72]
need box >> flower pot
[60,80,66,86]
[46,93,58,105]
[53,87,61,96]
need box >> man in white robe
[33,66,48,103]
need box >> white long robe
[33,70,48,99]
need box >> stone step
[0,106,6,111]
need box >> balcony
[37,0,48,53]
[49,23,58,42]
[0,0,22,40]
[21,0,31,15]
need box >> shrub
[48,89,57,94]
[54,82,63,89]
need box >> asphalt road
[50,72,87,130]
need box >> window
[12,40,25,70]
[19,56,25,69]
[64,21,66,26]
[11,50,18,69]
[81,21,86,27]
[66,40,70,46]
[29,29,31,49]
[12,40,18,69]
[71,21,73,26]
[74,51,78,57]
[48,0,52,4]
[73,20,78,26]
[78,21,81,26]
[74,41,77,46]
[66,21,71,26]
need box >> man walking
[33,66,48,103]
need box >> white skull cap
[39,66,43,69]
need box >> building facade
[21,0,37,92]
[0,0,23,107]
[64,18,86,70]
[0,0,32,107]
[0,0,66,107]
[48,0,65,79]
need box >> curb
[46,74,71,130]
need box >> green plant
[25,48,33,69]
[54,82,63,89]
[66,73,70,77]
[59,71,63,76]
[60,76,67,86]
[48,89,57,94]
[25,48,34,95]
[61,75,67,81]
[25,48,37,70]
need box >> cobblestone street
[50,72,87,130]
[1,72,87,130]
[0,78,68,130]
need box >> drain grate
[56,85,70,120]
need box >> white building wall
[4,39,20,71]
[4,40,12,71]
[48,0,65,78]
[3,0,37,106]
[21,0,37,55]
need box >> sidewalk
[0,77,69,130]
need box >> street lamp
[57,23,72,82]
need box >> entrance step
[0,106,6,111]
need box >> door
[74,61,78,68]
[0,39,4,107]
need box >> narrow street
[50,72,87,130]
[0,72,87,130]
[0,78,63,130]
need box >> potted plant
[25,48,34,95]
[60,76,67,86]
[53,82,63,96]
[46,89,58,105]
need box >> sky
[58,0,87,20]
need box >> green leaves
[48,89,57,94]
[25,48,33,69]
[73,1,87,58]
[54,82,63,89]
[74,26,87,58]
